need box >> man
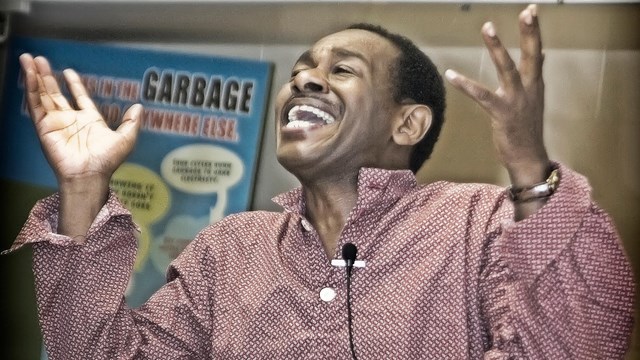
[7,4,635,359]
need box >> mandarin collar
[272,167,417,215]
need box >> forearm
[10,191,214,359]
[483,231,635,359]
[33,233,139,359]
[482,166,635,357]
[27,190,139,359]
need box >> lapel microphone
[342,243,358,277]
[342,243,358,360]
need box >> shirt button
[496,324,516,343]
[319,287,336,302]
[301,218,313,232]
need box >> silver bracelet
[508,168,560,203]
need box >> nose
[292,68,329,94]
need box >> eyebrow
[294,47,370,67]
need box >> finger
[444,69,504,117]
[33,56,71,111]
[481,22,523,95]
[518,4,544,87]
[18,53,36,74]
[19,53,46,121]
[42,73,73,110]
[63,69,98,111]
[117,104,143,144]
[33,56,60,112]
[35,73,56,111]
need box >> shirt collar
[271,167,417,215]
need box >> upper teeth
[287,105,336,125]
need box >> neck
[300,172,359,259]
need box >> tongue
[297,111,325,125]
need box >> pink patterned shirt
[7,164,635,359]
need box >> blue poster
[0,36,273,309]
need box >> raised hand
[19,53,143,239]
[19,54,142,186]
[445,4,550,189]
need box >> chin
[276,146,306,172]
[276,146,326,180]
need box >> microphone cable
[342,243,358,360]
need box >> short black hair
[346,23,446,173]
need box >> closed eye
[290,68,305,81]
[333,66,353,75]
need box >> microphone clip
[330,259,366,268]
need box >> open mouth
[286,105,336,129]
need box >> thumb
[117,103,143,144]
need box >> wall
[1,2,638,359]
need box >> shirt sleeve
[5,190,215,360]
[480,163,636,359]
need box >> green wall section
[0,180,54,360]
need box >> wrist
[58,173,110,198]
[508,167,559,203]
[505,158,551,188]
[58,175,111,240]
[506,161,558,221]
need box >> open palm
[19,54,141,183]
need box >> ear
[392,104,432,146]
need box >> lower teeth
[287,120,316,128]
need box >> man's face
[274,29,402,179]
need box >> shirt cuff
[2,189,135,255]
